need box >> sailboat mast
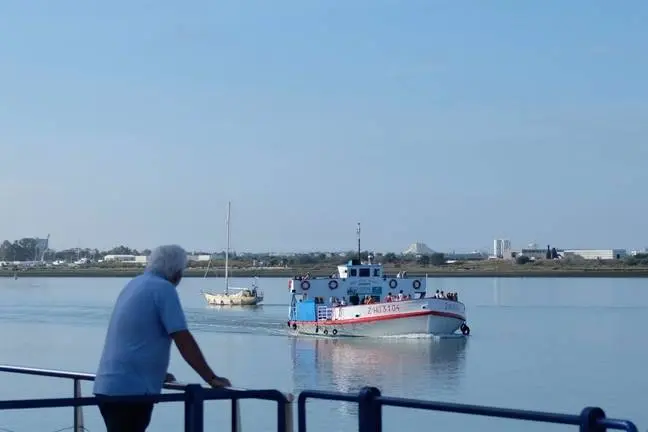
[225,201,231,295]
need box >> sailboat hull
[202,291,263,306]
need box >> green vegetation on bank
[3,237,648,278]
[4,257,648,278]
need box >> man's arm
[171,330,219,384]
[156,285,231,387]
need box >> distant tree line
[242,251,447,267]
[0,239,158,262]
[624,253,648,266]
[0,238,449,267]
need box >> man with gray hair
[93,244,231,432]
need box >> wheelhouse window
[350,269,357,276]
[359,268,370,277]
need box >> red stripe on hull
[290,309,464,326]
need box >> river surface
[0,276,646,432]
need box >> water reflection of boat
[290,336,468,402]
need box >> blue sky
[0,1,646,253]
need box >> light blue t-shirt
[93,271,188,396]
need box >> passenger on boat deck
[362,295,376,304]
[93,245,231,432]
[397,290,404,301]
[385,293,393,302]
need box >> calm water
[0,276,647,432]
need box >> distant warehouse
[102,254,148,264]
[562,249,627,260]
[101,254,211,265]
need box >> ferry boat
[287,224,469,337]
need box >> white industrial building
[102,254,212,264]
[187,254,211,262]
[102,254,148,264]
[402,242,435,255]
[562,249,627,260]
[493,239,512,259]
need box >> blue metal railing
[298,387,640,432]
[0,365,293,432]
[0,365,642,432]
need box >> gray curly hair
[145,245,188,282]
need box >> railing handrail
[0,365,95,382]
[0,387,292,410]
[0,365,642,432]
[0,364,293,401]
[297,387,641,432]
[0,364,294,432]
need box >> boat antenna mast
[225,201,231,295]
[356,222,361,262]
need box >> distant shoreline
[3,266,648,278]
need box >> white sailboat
[201,201,264,306]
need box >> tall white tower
[493,239,502,258]
[493,239,511,259]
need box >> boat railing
[298,387,640,432]
[0,364,294,432]
[316,305,333,321]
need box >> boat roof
[338,258,383,269]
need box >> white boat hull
[288,298,466,337]
[203,291,263,306]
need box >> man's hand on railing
[208,375,232,388]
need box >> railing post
[184,384,204,432]
[73,378,85,432]
[231,396,241,432]
[358,387,381,432]
[284,394,294,432]
[276,394,294,432]
[579,407,606,432]
[297,394,308,432]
